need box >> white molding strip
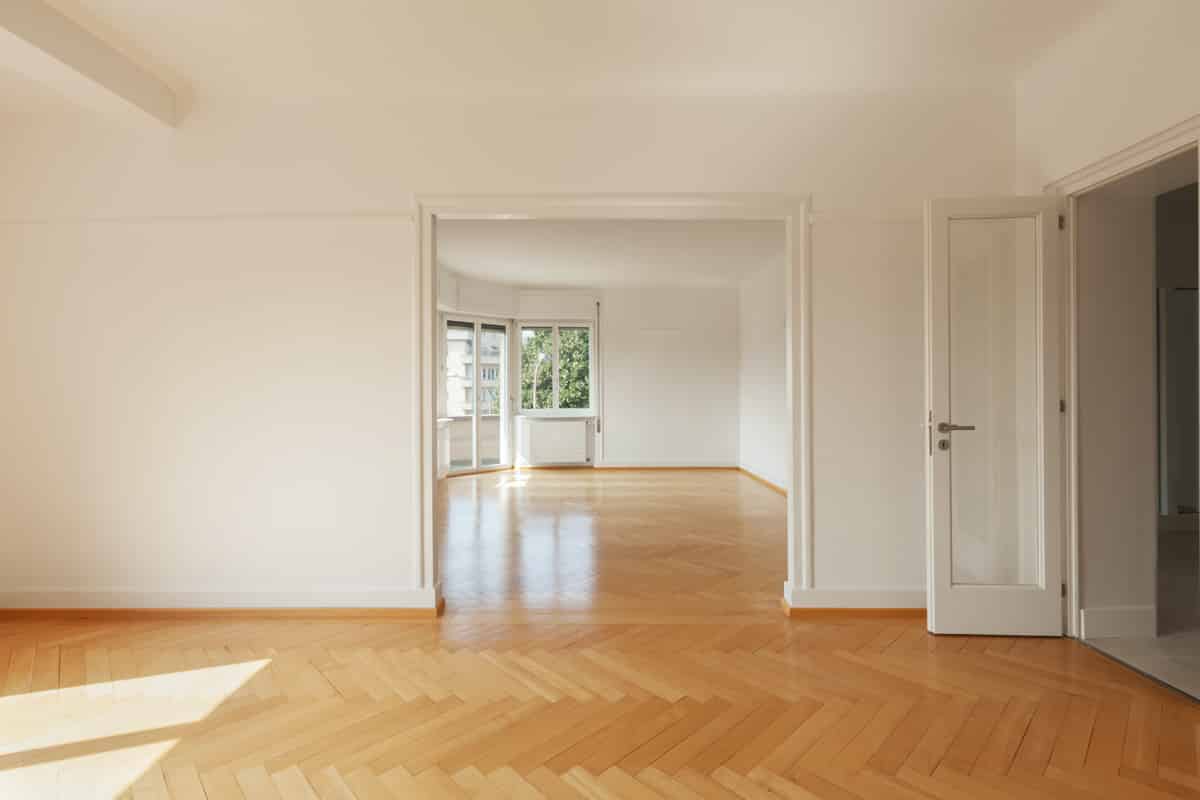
[1079,605,1157,640]
[0,0,187,126]
[0,586,440,610]
[1046,114,1200,197]
[783,584,926,609]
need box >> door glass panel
[446,320,475,470]
[478,325,506,467]
[948,217,1040,586]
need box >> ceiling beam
[0,0,185,126]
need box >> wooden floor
[2,470,1198,799]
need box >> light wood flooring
[0,469,1197,799]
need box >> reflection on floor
[2,470,1197,799]
[438,468,786,620]
[1089,527,1200,699]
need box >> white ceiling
[2,0,1107,109]
[438,219,785,289]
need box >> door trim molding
[1045,114,1200,197]
[415,194,813,612]
[1051,132,1200,639]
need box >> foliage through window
[521,324,591,412]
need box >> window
[443,318,508,470]
[445,320,474,418]
[521,323,592,412]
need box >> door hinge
[1057,214,1066,231]
[1061,583,1067,598]
[1059,398,1067,414]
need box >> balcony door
[444,318,509,472]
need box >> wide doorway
[425,210,799,617]
[1074,147,1200,698]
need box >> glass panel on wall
[948,217,1040,586]
[478,324,506,467]
[521,327,554,410]
[558,327,590,409]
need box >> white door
[925,197,1063,635]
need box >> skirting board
[737,466,787,495]
[0,587,443,619]
[783,585,926,616]
[1079,605,1156,639]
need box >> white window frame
[518,320,595,417]
[441,313,512,471]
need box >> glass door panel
[478,324,506,467]
[445,320,475,471]
[947,217,1039,586]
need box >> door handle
[937,422,976,433]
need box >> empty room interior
[1,2,1199,798]
[435,219,788,617]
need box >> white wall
[0,91,1016,607]
[0,218,424,607]
[1075,189,1158,631]
[810,220,927,596]
[599,287,740,468]
[1016,0,1200,190]
[737,258,788,488]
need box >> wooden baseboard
[738,467,787,495]
[0,600,445,621]
[444,466,514,479]
[781,598,924,620]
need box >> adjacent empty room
[433,218,791,617]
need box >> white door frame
[1045,115,1200,638]
[413,194,813,610]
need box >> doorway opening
[1072,146,1199,697]
[415,198,809,617]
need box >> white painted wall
[1075,189,1158,629]
[737,258,788,488]
[0,91,1016,607]
[1016,0,1200,190]
[810,220,927,597]
[0,218,424,607]
[599,287,740,468]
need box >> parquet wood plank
[0,471,1195,800]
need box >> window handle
[937,422,976,433]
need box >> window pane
[478,326,505,416]
[445,321,474,417]
[521,327,553,409]
[478,325,505,467]
[558,327,590,409]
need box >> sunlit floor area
[1,470,1198,799]
[438,468,786,620]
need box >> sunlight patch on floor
[0,659,269,799]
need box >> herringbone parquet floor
[1,470,1197,799]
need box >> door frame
[413,194,812,610]
[1045,115,1200,638]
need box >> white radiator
[516,417,593,466]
